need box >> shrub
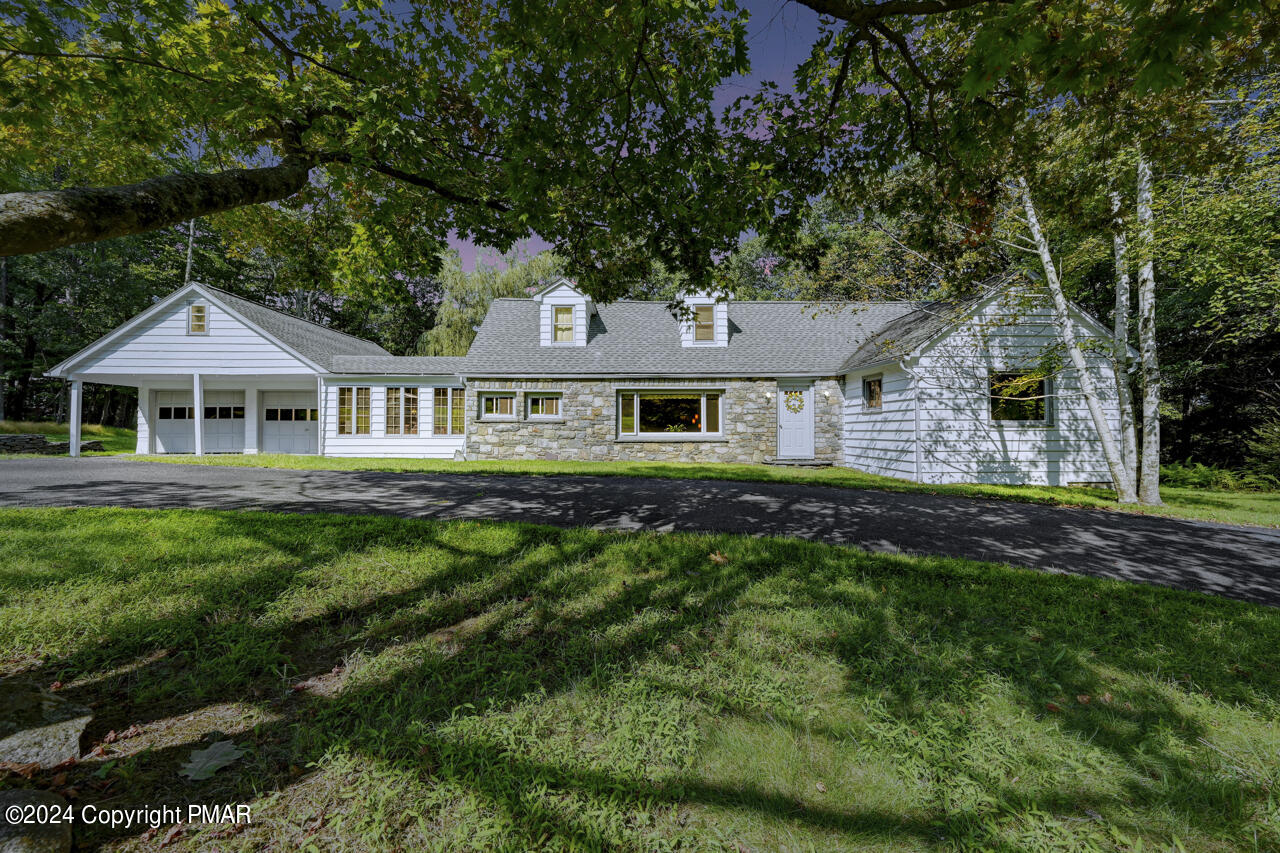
[1247,416,1280,480]
[1161,462,1279,492]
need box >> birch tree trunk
[1135,154,1163,505]
[183,219,196,285]
[1018,177,1138,502]
[1109,191,1139,484]
[0,257,7,422]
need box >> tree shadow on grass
[1,508,1278,850]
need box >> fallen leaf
[50,773,67,787]
[709,551,729,565]
[0,761,40,779]
[815,781,827,793]
[1076,694,1091,704]
[1045,702,1063,713]
[1100,692,1113,704]
[159,824,185,848]
[180,740,245,781]
[49,681,62,691]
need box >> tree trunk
[1018,177,1138,503]
[0,256,7,422]
[1109,191,1138,484]
[183,219,197,284]
[1135,154,1163,505]
[0,159,311,257]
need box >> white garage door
[201,390,245,453]
[262,391,318,454]
[154,390,195,453]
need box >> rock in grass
[0,789,73,853]
[0,681,91,769]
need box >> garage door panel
[262,391,318,454]
[202,390,245,453]
[154,390,194,453]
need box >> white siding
[77,296,315,376]
[842,366,916,479]
[912,290,1117,486]
[537,284,590,347]
[321,379,466,458]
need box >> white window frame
[862,374,883,413]
[433,387,465,435]
[551,305,575,344]
[693,305,715,342]
[988,370,1055,426]
[527,392,563,420]
[479,392,517,421]
[616,389,723,439]
[384,386,420,436]
[187,303,209,335]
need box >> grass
[1,507,1277,851]
[131,452,1280,529]
[0,420,136,454]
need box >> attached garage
[262,391,318,454]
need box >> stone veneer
[465,377,844,464]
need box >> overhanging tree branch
[0,158,312,257]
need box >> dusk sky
[449,0,823,270]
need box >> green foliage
[419,251,566,356]
[1159,463,1279,493]
[3,507,1278,850]
[1247,416,1280,479]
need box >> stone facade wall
[465,377,844,464]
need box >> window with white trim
[527,393,561,419]
[694,305,715,341]
[188,304,208,334]
[338,387,371,435]
[480,392,516,420]
[863,376,882,411]
[617,390,721,436]
[552,306,574,343]
[385,387,419,436]
[989,371,1052,423]
[433,388,465,435]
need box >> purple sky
[449,0,822,270]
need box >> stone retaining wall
[465,377,843,464]
[0,434,106,454]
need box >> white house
[47,277,1127,486]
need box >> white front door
[777,381,815,459]
[153,390,195,453]
[261,391,318,454]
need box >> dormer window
[553,306,574,343]
[188,304,208,334]
[694,305,714,341]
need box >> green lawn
[1,507,1276,851]
[132,453,1280,528]
[0,420,136,454]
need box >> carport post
[68,379,82,458]
[192,373,204,456]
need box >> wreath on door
[784,390,805,413]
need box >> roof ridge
[199,283,386,348]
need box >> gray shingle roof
[463,299,919,376]
[330,356,467,375]
[205,285,390,370]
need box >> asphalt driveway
[1,457,1277,607]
